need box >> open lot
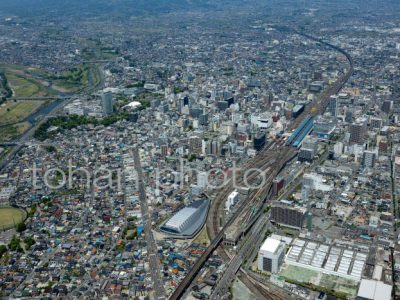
[0,207,26,230]
[192,226,210,246]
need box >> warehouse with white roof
[285,238,367,281]
[357,279,392,300]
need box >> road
[132,148,166,300]
[210,215,269,299]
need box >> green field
[280,265,319,283]
[0,207,26,230]
[51,64,100,93]
[0,64,53,97]
[0,100,43,125]
[0,122,31,142]
[280,264,358,298]
[1,61,101,96]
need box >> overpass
[9,96,74,101]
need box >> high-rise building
[378,137,389,155]
[101,92,114,115]
[370,117,383,130]
[271,204,306,229]
[129,112,139,123]
[199,114,209,125]
[273,177,285,196]
[381,100,393,114]
[349,119,367,145]
[298,136,318,162]
[328,95,338,117]
[197,172,208,189]
[225,190,239,211]
[211,140,220,155]
[363,150,376,168]
[160,144,168,157]
[254,132,266,151]
[258,237,285,273]
[345,111,353,123]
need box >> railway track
[170,26,354,300]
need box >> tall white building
[258,237,285,273]
[197,172,208,189]
[225,190,239,211]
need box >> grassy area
[0,207,26,231]
[280,265,357,299]
[0,64,53,97]
[6,73,42,97]
[193,226,210,246]
[0,63,97,96]
[51,63,101,93]
[51,64,89,92]
[0,122,31,142]
[280,265,319,283]
[0,100,43,125]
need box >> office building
[349,119,367,145]
[254,132,266,151]
[313,116,336,140]
[160,144,168,157]
[129,112,139,123]
[271,204,307,229]
[216,101,229,111]
[197,172,208,189]
[298,136,318,162]
[381,100,393,114]
[345,111,353,123]
[363,151,376,168]
[292,104,305,118]
[370,117,382,130]
[101,92,114,115]
[273,177,285,196]
[225,190,239,211]
[258,237,285,273]
[328,95,338,117]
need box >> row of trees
[0,71,13,100]
[34,112,130,141]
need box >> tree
[0,245,7,258]
[16,222,27,233]
[24,236,36,250]
[8,236,23,252]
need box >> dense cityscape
[0,0,400,299]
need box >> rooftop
[357,279,392,300]
[260,237,282,254]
